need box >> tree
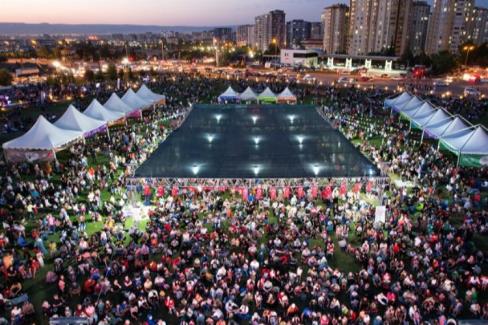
[36,46,52,58]
[95,70,105,82]
[84,69,95,82]
[413,52,432,66]
[264,43,280,55]
[467,42,488,67]
[0,69,13,86]
[400,48,414,67]
[125,68,135,81]
[430,51,457,75]
[106,63,117,81]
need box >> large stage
[134,104,380,179]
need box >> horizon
[2,0,343,26]
[1,0,488,28]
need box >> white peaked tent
[439,116,470,137]
[54,104,107,137]
[392,94,415,112]
[84,99,125,123]
[438,125,488,167]
[277,87,298,104]
[218,86,240,103]
[439,126,477,154]
[397,96,423,114]
[455,126,488,156]
[122,88,152,110]
[423,116,454,139]
[258,87,278,103]
[104,93,135,115]
[137,84,166,104]
[239,87,258,102]
[3,115,83,150]
[408,102,436,122]
[384,92,411,109]
[417,108,451,129]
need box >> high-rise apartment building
[348,0,411,56]
[322,4,349,54]
[255,14,269,51]
[310,22,324,40]
[286,20,311,48]
[254,10,286,51]
[466,6,488,45]
[236,25,255,47]
[407,1,430,55]
[212,28,233,42]
[426,0,474,54]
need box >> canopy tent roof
[3,115,82,150]
[397,96,423,114]
[393,96,413,111]
[122,88,152,110]
[239,87,258,101]
[258,87,277,99]
[137,84,165,103]
[84,99,125,122]
[384,92,411,108]
[424,116,455,139]
[440,126,477,154]
[456,126,488,155]
[104,93,135,114]
[218,86,240,100]
[417,108,451,128]
[440,116,471,137]
[277,87,297,100]
[409,102,436,121]
[54,104,106,134]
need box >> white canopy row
[2,85,165,159]
[385,92,488,166]
[217,86,297,103]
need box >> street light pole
[464,45,475,66]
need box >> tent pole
[420,130,425,143]
[106,127,111,141]
[457,152,461,167]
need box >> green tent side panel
[460,154,488,168]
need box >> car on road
[359,76,372,82]
[302,74,316,82]
[337,76,355,84]
[433,79,450,87]
[464,87,480,97]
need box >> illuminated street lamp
[253,164,261,176]
[192,164,200,175]
[312,164,320,176]
[207,134,215,143]
[463,45,475,66]
[251,115,258,124]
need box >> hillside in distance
[0,23,225,35]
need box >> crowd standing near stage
[0,73,486,324]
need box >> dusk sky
[1,0,488,26]
[3,0,343,26]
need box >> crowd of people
[0,74,486,324]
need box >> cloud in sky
[0,0,348,25]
